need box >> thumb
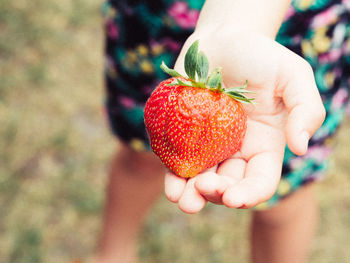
[281,57,326,155]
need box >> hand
[164,30,325,213]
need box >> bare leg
[93,144,164,263]
[250,184,318,263]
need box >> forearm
[195,0,292,39]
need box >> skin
[94,146,317,263]
[165,30,325,213]
[94,0,325,262]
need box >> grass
[1,0,350,262]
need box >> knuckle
[253,181,277,205]
[299,58,314,75]
[320,104,326,122]
[309,101,326,126]
[166,194,179,203]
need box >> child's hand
[164,31,325,213]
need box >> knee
[253,206,294,228]
[253,185,317,227]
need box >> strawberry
[144,41,254,178]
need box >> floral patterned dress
[102,0,350,209]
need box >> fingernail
[301,131,310,153]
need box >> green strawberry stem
[161,40,255,104]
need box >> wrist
[194,0,292,39]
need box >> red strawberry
[144,41,254,178]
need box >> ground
[1,1,350,262]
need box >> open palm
[164,31,325,213]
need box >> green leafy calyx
[161,40,254,104]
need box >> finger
[281,56,326,155]
[216,157,246,183]
[194,172,228,204]
[222,151,282,209]
[195,157,246,195]
[178,177,207,214]
[194,158,246,204]
[164,171,187,203]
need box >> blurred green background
[1,0,350,262]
